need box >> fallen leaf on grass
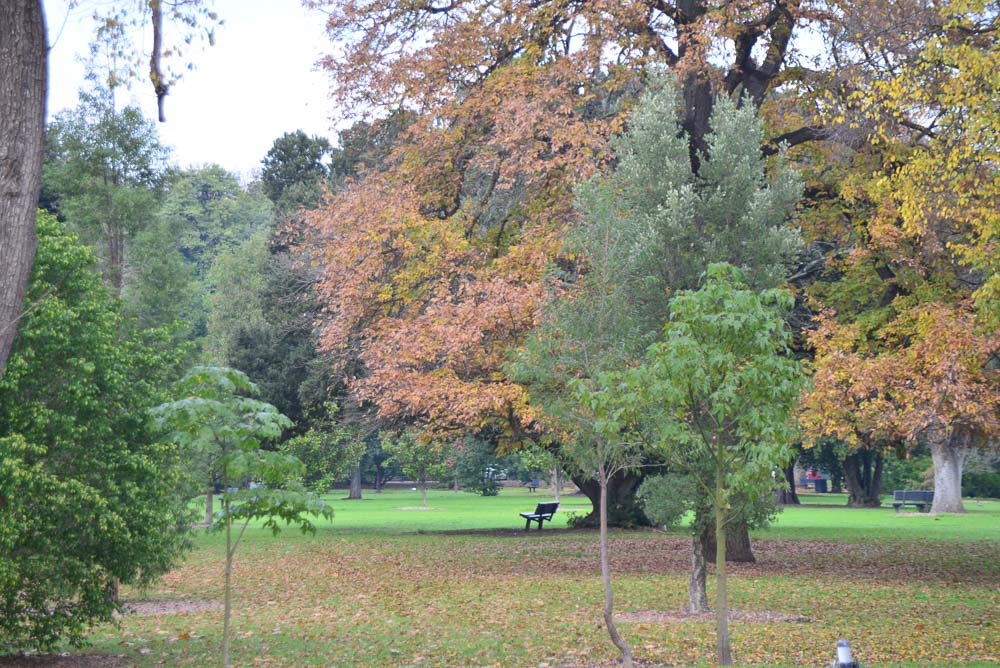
[618,609,814,623]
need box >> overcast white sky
[44,0,339,179]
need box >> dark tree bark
[842,447,884,507]
[0,0,46,379]
[776,459,801,505]
[571,470,648,528]
[704,520,756,563]
[347,463,362,499]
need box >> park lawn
[757,493,1000,543]
[68,488,999,667]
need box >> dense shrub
[963,472,1000,499]
[882,454,933,492]
[637,474,697,529]
[0,213,191,653]
[279,424,364,492]
[453,437,502,496]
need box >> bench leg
[525,518,531,531]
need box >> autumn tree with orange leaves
[303,0,834,529]
[798,0,1000,513]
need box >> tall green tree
[517,82,801,544]
[260,130,332,217]
[160,165,272,278]
[153,165,272,344]
[0,212,191,653]
[43,85,170,296]
[381,430,452,508]
[585,264,803,666]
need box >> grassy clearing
[65,489,1000,666]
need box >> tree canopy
[0,212,191,652]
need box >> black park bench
[892,490,934,513]
[520,501,559,530]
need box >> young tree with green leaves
[0,212,191,653]
[452,436,504,496]
[586,264,803,666]
[382,430,452,508]
[279,403,366,492]
[151,366,330,668]
[517,81,801,587]
[568,378,646,667]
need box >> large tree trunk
[843,448,884,507]
[704,520,756,563]
[571,470,647,528]
[0,0,46,379]
[776,459,800,505]
[347,464,362,499]
[550,466,562,503]
[681,71,713,171]
[598,467,632,667]
[929,426,968,514]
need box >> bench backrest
[893,490,934,502]
[534,502,559,516]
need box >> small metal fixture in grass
[831,639,860,668]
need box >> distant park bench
[526,478,541,492]
[892,490,934,513]
[520,501,559,530]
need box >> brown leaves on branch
[305,46,609,435]
[304,0,839,435]
[801,302,1000,450]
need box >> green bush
[882,454,933,491]
[279,425,364,492]
[454,437,502,496]
[637,474,696,529]
[963,472,1000,499]
[0,213,192,653]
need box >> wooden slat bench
[520,501,559,530]
[892,490,934,513]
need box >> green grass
[316,486,592,533]
[757,493,1000,543]
[50,488,1000,667]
